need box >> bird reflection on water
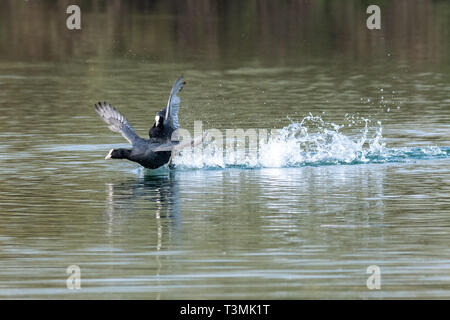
[102,169,182,298]
[106,169,179,213]
[104,168,181,247]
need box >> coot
[95,75,199,169]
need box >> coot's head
[155,113,164,128]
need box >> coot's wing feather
[163,75,185,130]
[95,102,141,145]
[153,133,206,152]
[153,142,179,152]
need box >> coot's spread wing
[149,76,185,139]
[163,75,185,131]
[95,102,141,145]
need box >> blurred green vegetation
[0,0,448,68]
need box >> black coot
[95,75,189,169]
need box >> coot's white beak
[155,115,161,126]
[105,149,114,160]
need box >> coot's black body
[95,76,186,169]
[104,139,172,169]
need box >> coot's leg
[168,154,175,169]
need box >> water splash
[173,114,450,169]
[259,114,383,167]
